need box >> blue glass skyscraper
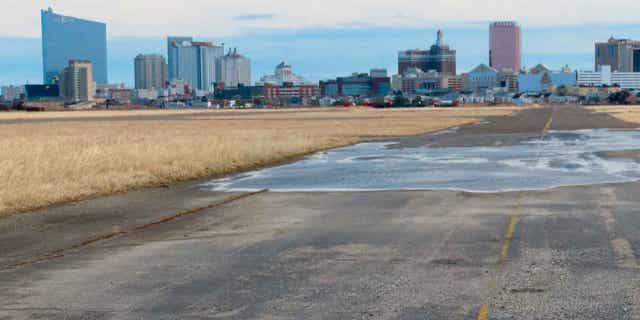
[41,7,108,84]
[167,36,193,81]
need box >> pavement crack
[1,189,268,271]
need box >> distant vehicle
[341,102,354,107]
[435,99,459,107]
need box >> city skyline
[3,26,632,88]
[4,10,640,88]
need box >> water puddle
[205,129,640,193]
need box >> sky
[2,0,640,86]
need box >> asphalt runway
[1,106,640,319]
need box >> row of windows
[596,45,619,58]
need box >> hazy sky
[4,0,640,37]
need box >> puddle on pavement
[204,129,640,193]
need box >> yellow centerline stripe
[476,303,490,320]
[474,107,555,320]
[499,215,519,266]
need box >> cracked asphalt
[1,106,640,319]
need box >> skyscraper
[426,30,456,76]
[595,37,640,72]
[217,48,251,88]
[174,41,225,91]
[398,30,456,76]
[134,54,168,89]
[41,7,107,84]
[176,41,224,91]
[398,49,429,76]
[59,60,94,103]
[489,22,521,72]
[167,36,193,81]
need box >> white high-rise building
[1,85,25,101]
[134,54,168,90]
[175,41,224,91]
[259,62,309,85]
[217,48,251,88]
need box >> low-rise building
[24,84,61,101]
[577,65,640,89]
[320,70,391,98]
[109,89,135,104]
[95,83,126,99]
[466,64,498,92]
[446,76,465,92]
[517,64,576,94]
[214,85,264,100]
[264,82,319,105]
[167,79,189,97]
[1,85,25,101]
[135,89,160,100]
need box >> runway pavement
[2,106,640,319]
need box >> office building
[167,36,193,81]
[217,48,251,88]
[214,85,264,100]
[24,84,60,101]
[134,54,168,90]
[595,37,640,73]
[578,65,640,89]
[398,49,429,76]
[427,30,457,76]
[338,73,373,97]
[319,70,391,97]
[59,60,94,103]
[259,62,309,85]
[41,7,107,84]
[1,85,25,101]
[264,83,320,105]
[174,41,225,91]
[398,30,456,76]
[490,22,521,72]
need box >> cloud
[5,0,640,37]
[233,14,277,21]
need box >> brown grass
[0,107,519,216]
[588,105,640,124]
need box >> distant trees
[556,85,568,97]
[412,96,425,107]
[392,93,409,108]
[608,91,632,105]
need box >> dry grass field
[0,107,519,216]
[588,105,640,124]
